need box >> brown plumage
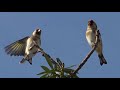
[86,20,107,66]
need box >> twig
[38,48,58,65]
[72,30,100,75]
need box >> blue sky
[0,12,119,78]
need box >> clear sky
[0,12,119,78]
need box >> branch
[37,30,100,78]
[72,30,100,75]
[38,48,58,65]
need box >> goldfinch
[4,28,41,65]
[86,20,107,66]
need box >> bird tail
[98,53,107,66]
[28,59,32,65]
[19,58,26,64]
[19,58,32,65]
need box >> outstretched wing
[4,36,29,56]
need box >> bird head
[88,20,94,26]
[32,28,41,37]
[88,19,97,29]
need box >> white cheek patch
[38,29,40,32]
[32,31,36,36]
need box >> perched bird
[86,20,107,66]
[4,28,42,65]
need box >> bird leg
[28,40,43,55]
[91,41,95,48]
[33,41,43,52]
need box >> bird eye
[36,29,39,32]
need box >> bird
[86,19,107,66]
[4,28,42,65]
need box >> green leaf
[64,68,74,73]
[46,69,56,74]
[72,75,79,78]
[41,66,50,72]
[37,71,46,75]
[40,74,48,78]
[49,75,57,78]
[56,58,62,66]
[44,54,53,69]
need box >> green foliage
[37,53,79,78]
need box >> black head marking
[36,29,41,35]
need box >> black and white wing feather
[4,36,29,56]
